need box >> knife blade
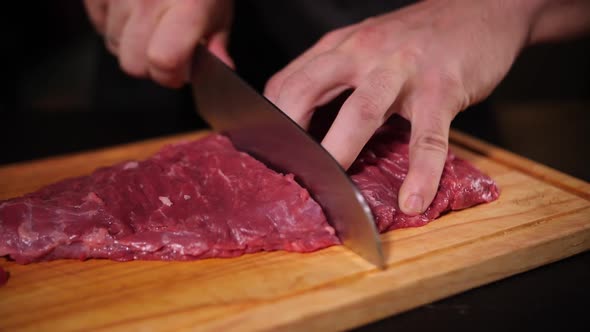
[190,45,384,268]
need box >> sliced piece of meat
[350,116,500,232]
[0,266,8,286]
[0,135,339,264]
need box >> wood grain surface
[1,130,589,332]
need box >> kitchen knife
[190,44,385,268]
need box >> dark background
[1,2,589,332]
[2,1,589,179]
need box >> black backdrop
[0,2,589,331]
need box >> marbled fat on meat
[0,135,339,264]
[0,117,499,264]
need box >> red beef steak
[0,117,499,264]
[350,118,499,232]
[0,266,8,286]
[0,135,339,264]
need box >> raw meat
[350,117,500,232]
[0,266,7,286]
[0,135,339,264]
[0,117,499,264]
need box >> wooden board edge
[317,225,590,332]
[449,130,590,201]
[204,212,590,332]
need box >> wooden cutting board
[1,130,589,332]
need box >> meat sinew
[0,117,499,264]
[0,135,339,264]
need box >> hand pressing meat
[265,0,590,216]
[83,0,590,216]
[84,0,233,88]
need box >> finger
[398,79,460,216]
[264,25,356,101]
[104,0,131,54]
[207,30,234,69]
[321,66,408,170]
[147,1,212,88]
[273,52,356,128]
[84,0,108,35]
[118,4,166,78]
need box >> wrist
[500,0,553,46]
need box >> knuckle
[318,30,341,46]
[105,39,119,55]
[282,69,315,96]
[440,72,469,110]
[421,70,469,112]
[269,52,344,100]
[315,51,343,67]
[311,51,351,76]
[368,68,396,94]
[264,75,282,97]
[423,70,460,93]
[148,67,184,89]
[354,94,383,122]
[347,22,386,50]
[318,25,354,46]
[395,44,423,69]
[413,131,448,155]
[148,50,181,71]
[120,56,146,78]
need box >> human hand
[265,0,545,215]
[84,0,233,88]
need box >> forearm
[527,0,590,44]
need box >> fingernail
[404,194,424,215]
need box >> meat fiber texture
[0,135,339,264]
[0,117,499,265]
[0,266,7,286]
[350,117,499,232]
